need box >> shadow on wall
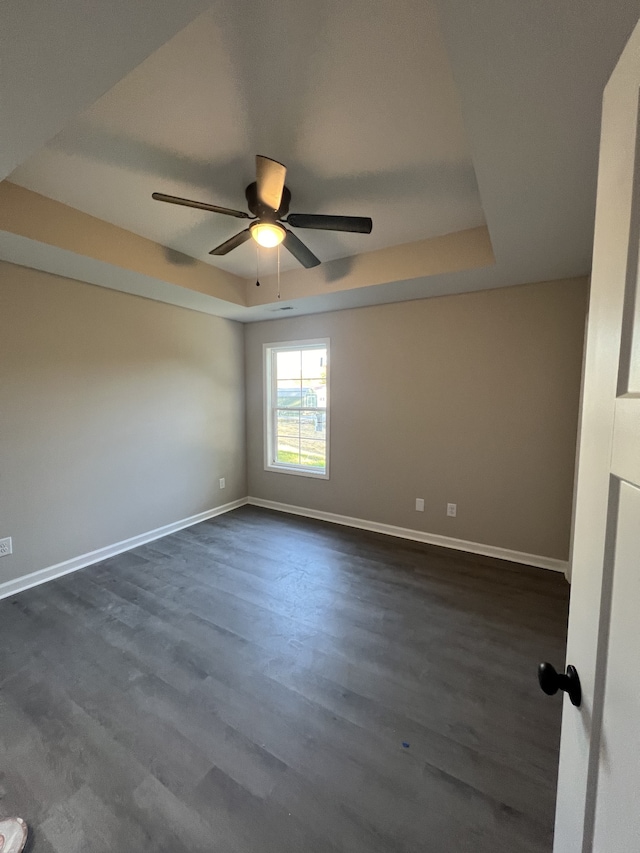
[163,247,198,267]
[321,255,356,283]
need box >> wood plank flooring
[0,506,569,852]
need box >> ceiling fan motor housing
[245,182,291,221]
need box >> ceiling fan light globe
[251,222,285,248]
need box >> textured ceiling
[9,0,485,278]
[2,0,640,320]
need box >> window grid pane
[268,343,328,475]
[301,348,327,383]
[276,349,302,380]
[300,438,326,469]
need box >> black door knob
[538,662,582,707]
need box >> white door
[553,17,640,853]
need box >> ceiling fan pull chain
[256,245,261,287]
[277,243,281,300]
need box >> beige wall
[245,277,588,561]
[0,261,246,585]
[0,263,587,584]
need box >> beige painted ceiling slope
[1,0,639,320]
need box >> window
[264,339,329,478]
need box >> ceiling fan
[152,155,373,269]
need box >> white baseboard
[0,498,248,602]
[247,497,568,574]
[0,494,567,603]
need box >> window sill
[265,463,329,480]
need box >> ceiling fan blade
[287,213,372,234]
[152,192,249,219]
[209,228,252,255]
[283,228,321,268]
[256,155,286,211]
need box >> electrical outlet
[219,478,226,489]
[0,537,12,557]
[447,503,457,517]
[415,498,425,512]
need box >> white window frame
[263,338,330,479]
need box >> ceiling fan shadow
[321,254,356,283]
[163,247,197,266]
[49,121,248,199]
[283,159,482,208]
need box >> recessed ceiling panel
[9,0,485,278]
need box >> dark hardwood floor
[0,506,569,852]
